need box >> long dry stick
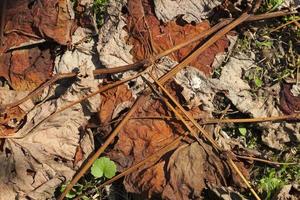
[92,112,299,127]
[2,10,296,112]
[0,0,7,46]
[158,12,250,84]
[235,154,298,166]
[2,62,147,110]
[200,114,300,124]
[149,73,261,200]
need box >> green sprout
[91,157,117,179]
[93,0,109,27]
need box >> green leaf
[81,196,90,200]
[60,182,83,199]
[238,127,247,136]
[258,168,285,199]
[91,157,117,179]
[254,77,263,88]
[255,40,273,48]
[66,190,77,199]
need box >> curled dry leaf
[279,83,300,115]
[0,88,30,136]
[0,0,74,91]
[0,106,25,136]
[161,142,230,200]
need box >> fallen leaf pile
[0,0,299,199]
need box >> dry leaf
[153,0,222,23]
[279,83,300,114]
[0,0,74,91]
[127,0,229,76]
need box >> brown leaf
[108,97,180,169]
[0,106,25,136]
[0,0,74,91]
[0,47,54,91]
[73,146,83,166]
[280,83,300,115]
[2,0,73,51]
[31,0,74,45]
[98,84,134,125]
[124,161,167,198]
[126,0,229,75]
[161,142,230,200]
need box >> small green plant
[93,0,109,27]
[60,183,85,199]
[258,168,284,199]
[237,36,251,52]
[255,40,273,48]
[238,127,247,137]
[257,164,300,200]
[245,66,264,89]
[60,157,116,199]
[91,157,117,179]
[266,0,284,12]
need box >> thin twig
[0,0,7,46]
[235,154,298,166]
[247,10,297,21]
[91,113,299,127]
[228,158,261,200]
[200,114,300,124]
[270,18,300,33]
[3,72,75,110]
[1,62,147,111]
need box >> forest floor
[0,0,299,200]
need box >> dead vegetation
[0,0,299,200]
